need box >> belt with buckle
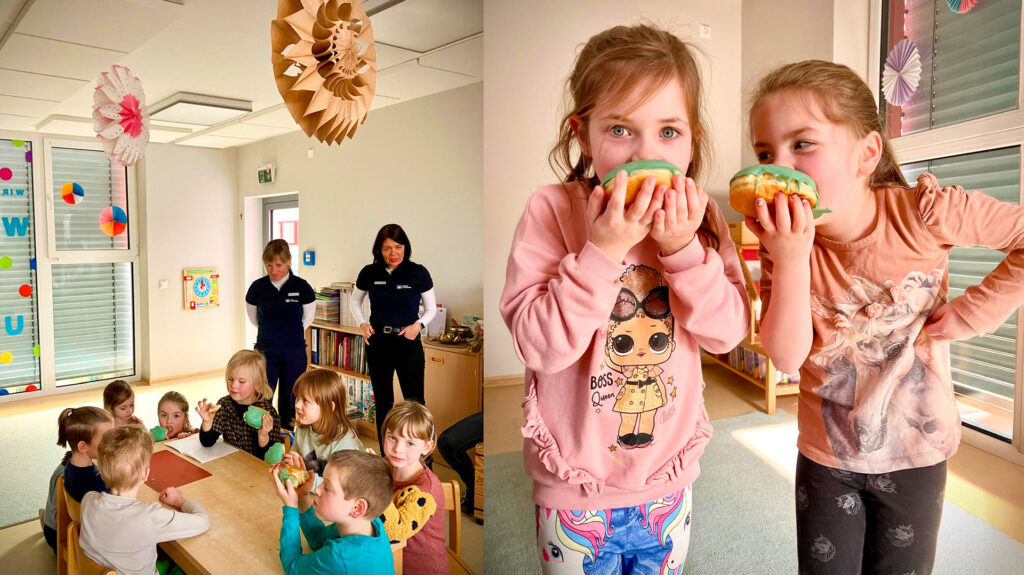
[380,325,404,334]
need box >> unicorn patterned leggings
[535,486,692,575]
[795,453,947,575]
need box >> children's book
[164,433,238,464]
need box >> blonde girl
[157,391,196,440]
[499,23,748,573]
[103,380,142,427]
[748,60,1024,574]
[280,369,363,484]
[197,350,282,458]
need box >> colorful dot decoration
[25,150,32,163]
[0,352,11,365]
[61,182,85,205]
[11,140,24,147]
[99,206,128,236]
[33,345,40,357]
[0,256,11,269]
[26,384,37,392]
[19,284,32,297]
[0,167,11,181]
[0,389,7,396]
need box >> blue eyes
[610,126,627,137]
[609,126,681,138]
[661,128,678,138]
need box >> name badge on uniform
[287,292,299,296]
[396,284,411,289]
[374,281,387,285]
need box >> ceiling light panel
[149,93,252,126]
[174,133,251,149]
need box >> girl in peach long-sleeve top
[499,24,748,575]
[747,60,1024,575]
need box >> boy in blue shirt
[271,449,396,574]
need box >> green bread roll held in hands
[599,160,684,207]
[264,442,285,465]
[728,164,830,218]
[244,405,267,428]
[150,426,167,442]
[279,465,310,487]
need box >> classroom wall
[483,0,744,377]
[138,143,241,381]
[235,82,484,325]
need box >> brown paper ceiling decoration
[271,0,377,144]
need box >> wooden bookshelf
[703,223,800,415]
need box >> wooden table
[139,444,404,574]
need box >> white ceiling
[0,0,482,148]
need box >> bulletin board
[183,268,219,310]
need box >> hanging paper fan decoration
[92,65,149,166]
[61,182,85,205]
[99,206,128,237]
[882,39,922,107]
[271,0,377,145]
[946,0,978,14]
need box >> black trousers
[795,453,947,575]
[260,345,307,429]
[365,332,425,446]
[438,411,483,505]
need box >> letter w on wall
[2,217,29,237]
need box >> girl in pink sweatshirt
[748,60,1024,574]
[500,24,749,574]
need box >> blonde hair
[293,369,355,443]
[262,239,291,265]
[225,350,273,401]
[57,406,114,465]
[750,60,907,189]
[549,23,719,249]
[382,401,436,457]
[325,450,395,518]
[97,425,153,492]
[103,380,133,415]
[158,391,194,434]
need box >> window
[0,136,138,400]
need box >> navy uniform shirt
[356,261,433,329]
[246,273,316,350]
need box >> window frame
[0,130,142,404]
[869,0,1024,464]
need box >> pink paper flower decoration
[92,65,150,166]
[946,0,978,14]
[882,39,922,107]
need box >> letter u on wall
[4,315,24,335]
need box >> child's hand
[196,399,215,425]
[270,464,299,508]
[257,412,274,446]
[159,487,185,509]
[588,170,665,263]
[745,193,815,267]
[651,175,708,256]
[923,302,975,342]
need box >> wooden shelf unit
[305,321,483,445]
[703,223,800,415]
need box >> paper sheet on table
[163,433,238,463]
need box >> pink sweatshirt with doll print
[500,182,749,510]
[759,173,1024,475]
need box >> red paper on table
[146,449,211,491]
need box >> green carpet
[485,410,1024,574]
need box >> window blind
[886,0,1020,135]
[0,139,39,393]
[51,147,129,251]
[52,262,134,384]
[901,146,1020,422]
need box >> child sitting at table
[271,449,396,574]
[291,369,364,483]
[80,425,210,575]
[40,406,115,552]
[104,379,144,427]
[197,349,282,459]
[156,391,196,440]
[381,401,448,575]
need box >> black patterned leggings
[795,453,947,575]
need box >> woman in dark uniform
[245,239,315,428]
[352,224,437,446]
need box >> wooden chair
[68,521,116,575]
[56,475,70,575]
[441,480,462,556]
[473,443,484,522]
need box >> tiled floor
[0,374,483,574]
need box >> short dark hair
[326,450,395,517]
[371,224,411,266]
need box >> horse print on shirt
[809,269,959,471]
[602,265,677,451]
